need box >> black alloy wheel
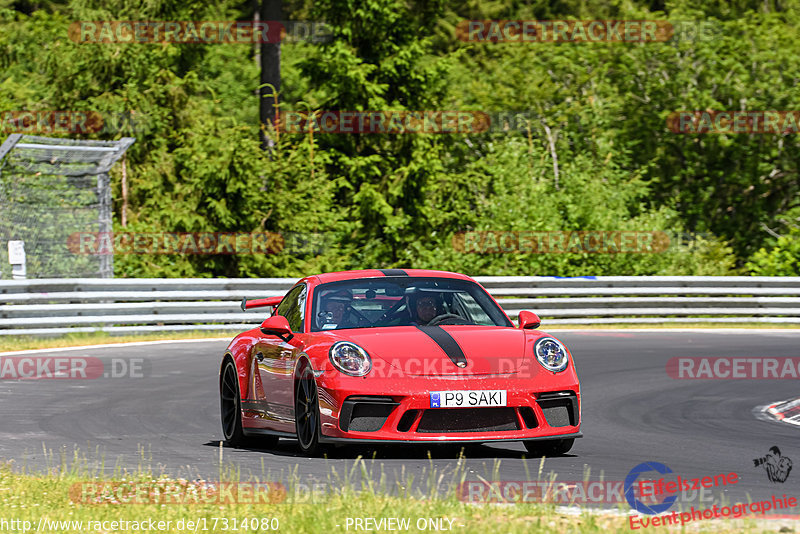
[295,366,322,455]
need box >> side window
[455,293,494,325]
[275,284,307,332]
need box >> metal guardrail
[1,276,799,336]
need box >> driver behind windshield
[413,294,439,325]
[409,293,451,326]
[317,289,353,329]
[317,289,370,329]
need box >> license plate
[429,390,507,408]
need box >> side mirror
[518,311,541,330]
[260,315,293,341]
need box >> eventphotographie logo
[625,462,740,517]
[754,446,793,483]
[624,462,678,515]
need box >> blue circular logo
[624,461,677,514]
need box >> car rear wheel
[295,366,322,456]
[221,359,278,449]
[524,438,574,457]
[221,360,246,446]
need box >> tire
[524,438,574,457]
[220,359,278,449]
[220,359,246,447]
[295,366,322,456]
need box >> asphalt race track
[1,331,799,509]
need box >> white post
[8,240,26,280]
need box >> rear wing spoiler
[241,296,283,311]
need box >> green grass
[0,451,789,533]
[0,465,608,534]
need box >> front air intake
[396,410,419,432]
[536,391,578,427]
[416,408,519,433]
[339,396,398,432]
[518,406,538,429]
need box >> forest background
[1,0,799,278]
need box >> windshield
[311,277,512,331]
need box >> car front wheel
[295,366,322,456]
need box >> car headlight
[329,341,372,376]
[534,337,569,372]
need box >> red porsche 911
[220,269,581,456]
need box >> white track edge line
[0,337,232,356]
[754,397,800,428]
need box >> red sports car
[220,269,581,455]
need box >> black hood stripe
[379,269,408,276]
[416,325,468,367]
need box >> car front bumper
[316,371,581,442]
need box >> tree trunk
[259,0,282,151]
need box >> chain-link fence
[0,134,134,279]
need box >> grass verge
[0,331,234,353]
[0,453,792,534]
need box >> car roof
[303,269,473,285]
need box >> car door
[253,283,307,431]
